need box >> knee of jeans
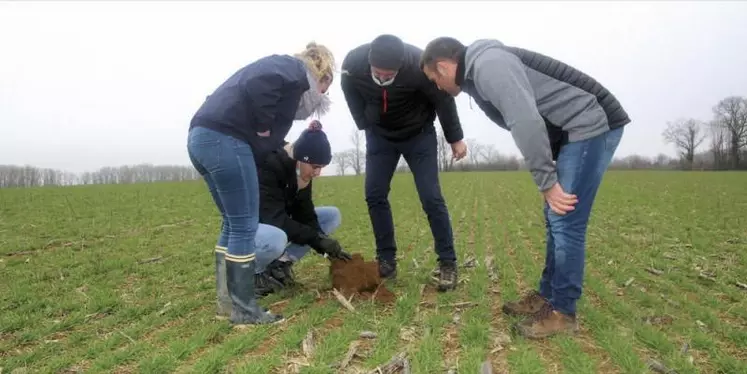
[318,206,342,233]
[418,186,444,208]
[227,215,259,237]
[553,247,568,267]
[365,187,389,203]
[264,226,288,255]
[271,226,288,247]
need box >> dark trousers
[364,126,456,263]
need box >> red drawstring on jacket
[382,88,388,113]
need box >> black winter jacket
[257,146,323,247]
[340,42,464,143]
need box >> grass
[1,170,746,373]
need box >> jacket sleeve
[290,183,322,234]
[420,74,464,143]
[472,48,557,192]
[246,59,308,133]
[340,55,368,130]
[258,163,321,246]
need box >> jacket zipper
[382,88,388,113]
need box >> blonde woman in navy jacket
[187,42,336,326]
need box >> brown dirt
[329,253,395,304]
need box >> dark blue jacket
[190,54,310,162]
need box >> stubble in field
[1,171,745,373]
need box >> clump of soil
[330,253,395,304]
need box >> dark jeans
[364,126,456,263]
[187,126,260,262]
[538,127,624,315]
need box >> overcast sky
[1,1,746,175]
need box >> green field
[1,171,746,374]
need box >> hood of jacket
[463,39,506,80]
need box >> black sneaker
[378,259,397,280]
[254,271,284,297]
[266,260,297,287]
[276,260,298,287]
[437,260,458,292]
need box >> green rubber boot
[215,247,232,319]
[225,258,284,325]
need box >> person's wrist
[309,235,324,250]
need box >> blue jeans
[254,206,342,273]
[187,126,260,261]
[538,127,624,316]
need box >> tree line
[2,94,744,188]
[0,164,201,188]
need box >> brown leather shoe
[514,303,579,339]
[502,291,549,316]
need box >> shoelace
[440,264,457,281]
[519,291,542,307]
[531,303,555,323]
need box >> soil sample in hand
[329,253,395,303]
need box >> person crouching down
[252,120,353,296]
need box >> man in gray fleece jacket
[420,37,630,339]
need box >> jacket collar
[455,48,468,87]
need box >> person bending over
[340,34,467,292]
[188,42,336,326]
[420,37,630,339]
[252,121,352,297]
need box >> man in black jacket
[340,34,467,292]
[252,121,352,296]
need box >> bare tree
[435,127,453,172]
[349,129,365,175]
[708,120,728,170]
[712,96,747,169]
[333,152,349,176]
[662,118,707,169]
[466,139,483,166]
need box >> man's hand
[315,236,352,261]
[542,182,578,215]
[450,140,467,161]
[257,130,271,137]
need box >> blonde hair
[294,41,336,82]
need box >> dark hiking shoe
[254,270,285,297]
[225,260,284,326]
[268,260,298,287]
[437,260,458,292]
[502,290,550,317]
[513,303,579,339]
[378,259,397,280]
[215,248,232,319]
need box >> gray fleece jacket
[457,39,630,191]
